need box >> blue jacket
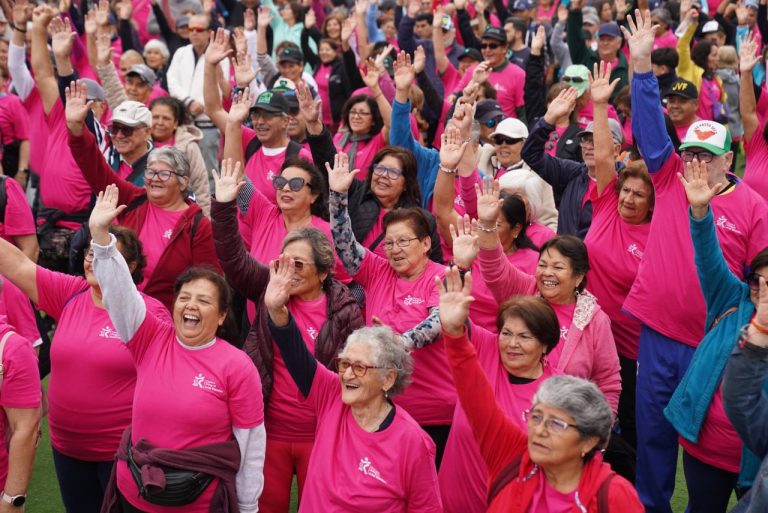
[631,70,674,172]
[664,207,761,487]
[389,99,439,209]
[723,339,768,509]
[396,16,444,100]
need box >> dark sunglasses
[493,135,523,146]
[563,76,587,84]
[485,117,502,129]
[108,123,137,136]
[272,176,310,191]
[187,26,207,33]
[480,43,501,50]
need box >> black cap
[251,90,290,114]
[482,26,507,44]
[459,47,482,62]
[663,77,698,100]
[475,99,504,124]
[277,47,304,64]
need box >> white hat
[679,120,732,156]
[110,100,152,127]
[490,118,528,140]
[701,20,720,34]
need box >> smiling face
[494,137,524,167]
[338,342,395,407]
[497,316,547,378]
[125,75,152,103]
[527,403,597,468]
[382,19,396,40]
[617,176,652,224]
[597,34,621,62]
[278,60,303,82]
[578,135,596,170]
[324,18,342,39]
[111,124,150,161]
[370,155,406,209]
[348,100,374,134]
[144,48,166,69]
[665,95,699,126]
[318,41,337,63]
[144,159,187,206]
[282,240,326,300]
[276,166,318,215]
[151,104,178,143]
[384,221,430,279]
[251,110,288,146]
[535,248,583,305]
[481,37,507,67]
[707,44,720,71]
[173,278,226,346]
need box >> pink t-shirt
[354,252,454,425]
[299,366,442,513]
[0,177,35,241]
[675,120,694,144]
[697,76,723,123]
[457,61,526,118]
[1,277,40,348]
[0,329,41,490]
[22,89,49,186]
[439,326,558,513]
[653,29,678,50]
[117,311,264,513]
[743,116,768,201]
[679,386,741,473]
[40,100,91,215]
[267,294,327,443]
[547,302,575,368]
[527,222,556,247]
[241,127,314,205]
[333,131,386,180]
[584,178,649,360]
[314,63,333,127]
[575,101,620,129]
[131,0,153,45]
[138,204,186,290]
[360,209,388,259]
[440,62,460,98]
[527,477,577,513]
[624,153,768,346]
[0,94,30,147]
[36,267,170,461]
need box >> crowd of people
[0,0,768,511]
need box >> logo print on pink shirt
[560,326,569,340]
[192,373,224,393]
[715,215,742,234]
[403,295,425,306]
[163,229,173,240]
[267,170,275,182]
[307,327,318,340]
[98,325,120,339]
[358,457,387,484]
[627,243,644,259]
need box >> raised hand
[543,87,578,124]
[265,255,295,313]
[244,8,256,30]
[413,45,426,74]
[94,0,111,27]
[755,274,768,329]
[325,152,360,193]
[297,81,321,125]
[454,0,467,10]
[432,5,445,29]
[355,0,370,17]
[556,3,568,23]
[13,0,34,29]
[407,0,420,18]
[89,184,126,242]
[621,10,658,65]
[436,266,474,336]
[450,215,479,269]
[116,0,132,20]
[475,176,503,225]
[341,18,357,42]
[740,32,759,73]
[451,100,475,138]
[233,52,257,87]
[304,7,316,28]
[228,87,252,124]
[257,6,273,29]
[84,9,98,34]
[212,158,245,203]
[31,4,56,30]
[736,0,750,25]
[361,59,382,91]
[50,16,76,59]
[461,81,480,103]
[205,28,233,65]
[471,61,491,84]
[96,32,113,66]
[530,25,546,55]
[393,50,415,91]
[440,125,469,169]
[233,27,247,55]
[64,80,94,133]
[589,61,620,105]
[677,158,724,219]
[373,44,394,70]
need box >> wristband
[12,24,26,33]
[476,222,498,233]
[438,164,458,174]
[752,318,768,335]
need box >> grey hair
[651,7,672,27]
[341,326,413,397]
[281,227,335,286]
[143,39,170,62]
[470,120,481,144]
[532,375,613,461]
[147,147,191,191]
[498,172,544,222]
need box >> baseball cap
[81,78,104,102]
[272,78,297,92]
[482,26,507,44]
[663,77,698,100]
[475,100,504,125]
[175,15,190,28]
[126,64,157,86]
[251,90,290,115]
[491,118,528,140]
[597,22,622,39]
[679,120,732,156]
[277,47,304,64]
[512,0,535,10]
[701,20,720,34]
[440,14,454,31]
[583,11,600,26]
[746,0,759,9]
[562,64,590,97]
[110,100,152,127]
[577,119,624,145]
[459,47,483,62]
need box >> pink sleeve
[1,280,39,347]
[459,171,481,218]
[350,249,390,285]
[226,350,266,427]
[590,176,618,215]
[476,244,538,302]
[2,177,35,237]
[586,313,621,415]
[35,267,89,320]
[127,309,175,364]
[0,335,41,409]
[8,97,30,141]
[304,365,341,416]
[403,448,442,513]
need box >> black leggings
[617,355,637,449]
[682,450,738,513]
[422,424,451,470]
[51,447,114,513]
[118,490,148,513]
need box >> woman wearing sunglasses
[66,81,221,312]
[211,159,363,513]
[437,267,644,512]
[328,152,455,467]
[663,158,768,512]
[264,255,441,512]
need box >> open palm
[212,159,244,203]
[265,256,294,311]
[621,9,657,62]
[589,61,619,104]
[205,28,233,65]
[89,185,126,234]
[325,153,359,193]
[678,159,724,209]
[450,215,479,269]
[476,178,502,224]
[436,267,474,336]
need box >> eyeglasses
[578,136,594,146]
[494,135,524,146]
[563,76,586,84]
[349,110,372,118]
[145,168,183,181]
[84,249,95,262]
[681,150,715,163]
[747,272,767,291]
[187,26,207,33]
[372,163,403,180]
[523,409,579,434]
[336,357,384,377]
[273,176,310,192]
[480,43,501,49]
[383,237,419,250]
[108,123,138,137]
[251,111,284,121]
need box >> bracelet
[438,164,458,174]
[752,318,768,335]
[13,24,26,33]
[476,222,498,233]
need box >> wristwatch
[0,492,25,507]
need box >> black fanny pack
[126,441,214,506]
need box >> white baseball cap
[490,118,528,141]
[679,120,732,156]
[110,101,152,128]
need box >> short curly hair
[342,326,413,397]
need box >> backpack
[244,138,303,165]
[487,454,615,510]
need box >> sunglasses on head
[273,176,310,192]
[563,76,586,84]
[481,42,501,50]
[493,135,523,146]
[108,123,137,136]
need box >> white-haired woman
[265,254,442,512]
[143,39,170,91]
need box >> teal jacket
[664,206,762,488]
